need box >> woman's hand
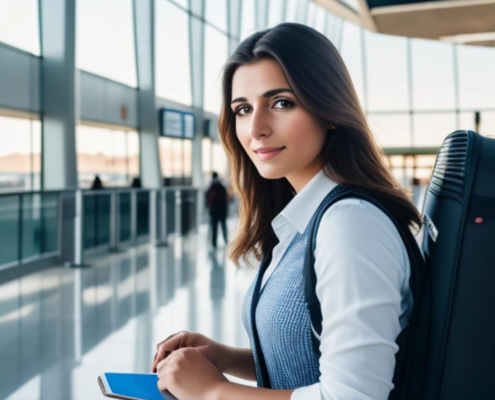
[152,331,227,373]
[156,347,228,400]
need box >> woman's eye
[273,99,294,109]
[235,106,250,116]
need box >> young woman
[152,23,422,400]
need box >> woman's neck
[285,161,324,193]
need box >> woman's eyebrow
[231,88,293,105]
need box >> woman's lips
[254,147,285,161]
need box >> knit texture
[242,185,350,389]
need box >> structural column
[228,0,242,54]
[39,0,78,190]
[134,0,162,189]
[189,1,206,189]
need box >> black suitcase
[417,130,495,399]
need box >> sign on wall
[159,108,195,139]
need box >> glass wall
[306,2,327,34]
[365,31,410,112]
[155,0,193,105]
[205,0,227,32]
[77,0,137,86]
[240,0,256,41]
[76,125,140,189]
[385,154,436,210]
[458,45,495,111]
[336,20,495,148]
[268,0,285,28]
[0,116,41,192]
[0,0,40,55]
[411,39,455,111]
[340,21,365,107]
[285,0,299,23]
[204,25,229,114]
[159,138,192,185]
[202,137,229,187]
[212,142,229,181]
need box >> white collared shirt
[261,170,413,400]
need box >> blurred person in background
[206,171,228,249]
[90,174,103,190]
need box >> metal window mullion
[407,38,415,148]
[361,27,369,116]
[453,44,461,130]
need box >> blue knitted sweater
[242,186,352,389]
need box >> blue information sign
[159,108,195,139]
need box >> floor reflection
[0,221,255,400]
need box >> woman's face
[231,58,328,192]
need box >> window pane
[413,113,457,147]
[366,31,409,111]
[112,130,128,186]
[368,114,412,148]
[202,137,212,178]
[159,137,187,179]
[314,6,327,34]
[240,0,256,41]
[0,116,41,192]
[155,0,192,104]
[171,0,188,9]
[77,126,112,188]
[172,139,183,176]
[159,137,174,177]
[77,0,137,87]
[183,140,192,177]
[127,131,140,178]
[205,0,227,31]
[412,39,455,110]
[268,0,284,27]
[460,111,495,138]
[204,26,228,114]
[285,0,298,23]
[212,143,229,180]
[32,120,41,189]
[481,112,495,138]
[459,111,475,133]
[76,125,139,188]
[341,22,365,108]
[458,44,495,110]
[306,2,317,27]
[0,0,40,55]
[325,14,340,45]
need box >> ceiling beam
[370,0,495,40]
[311,0,363,26]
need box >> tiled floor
[0,221,256,400]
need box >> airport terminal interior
[0,0,494,399]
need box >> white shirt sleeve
[291,199,410,400]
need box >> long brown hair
[219,23,422,267]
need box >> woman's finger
[152,332,189,371]
[155,330,187,350]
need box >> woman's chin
[256,166,287,180]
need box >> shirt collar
[272,169,339,236]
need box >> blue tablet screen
[105,373,175,400]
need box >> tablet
[98,373,178,400]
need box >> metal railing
[0,190,68,270]
[0,187,201,271]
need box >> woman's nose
[248,109,272,140]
